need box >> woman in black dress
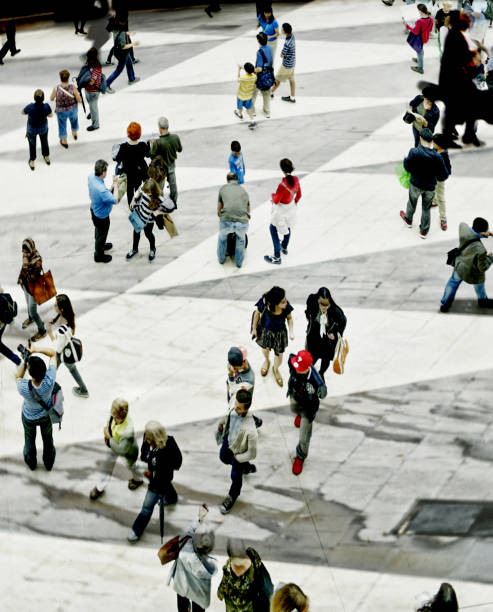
[115,121,149,205]
[305,287,346,380]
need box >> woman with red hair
[114,121,149,206]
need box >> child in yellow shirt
[234,62,257,130]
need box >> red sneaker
[294,415,301,428]
[292,457,304,475]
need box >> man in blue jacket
[288,350,327,476]
[400,128,449,239]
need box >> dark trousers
[269,224,291,259]
[22,412,55,470]
[27,130,49,162]
[306,336,336,378]
[133,223,155,250]
[177,594,204,612]
[0,324,20,365]
[0,24,16,60]
[220,439,252,500]
[132,484,177,537]
[91,210,110,259]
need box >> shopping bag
[28,269,57,305]
[333,334,349,375]
[395,163,411,189]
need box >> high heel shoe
[60,140,68,149]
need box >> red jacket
[407,16,434,44]
[271,176,302,205]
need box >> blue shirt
[256,44,273,70]
[258,14,279,41]
[282,35,296,68]
[24,102,52,134]
[18,364,57,421]
[229,152,245,185]
[88,173,116,219]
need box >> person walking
[16,344,58,471]
[217,539,273,611]
[399,128,449,238]
[169,504,217,612]
[0,287,21,366]
[0,21,21,64]
[288,350,327,475]
[234,64,257,129]
[271,23,296,103]
[89,398,144,500]
[22,90,53,171]
[226,346,262,429]
[217,172,250,268]
[305,288,347,381]
[271,584,310,612]
[217,389,258,515]
[47,294,89,398]
[205,2,221,18]
[88,159,117,263]
[114,121,149,206]
[84,47,105,132]
[432,133,451,231]
[127,421,182,543]
[149,117,183,205]
[252,32,274,119]
[105,16,140,93]
[440,217,493,311]
[17,238,47,342]
[407,87,440,147]
[264,159,302,265]
[251,286,294,387]
[403,3,434,74]
[257,6,280,61]
[50,70,82,149]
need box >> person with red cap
[287,350,327,475]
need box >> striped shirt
[134,190,175,223]
[237,72,257,101]
[282,34,296,68]
[18,365,57,421]
[86,66,102,93]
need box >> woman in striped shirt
[126,178,175,262]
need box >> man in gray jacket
[217,388,258,514]
[440,217,493,312]
[217,172,250,268]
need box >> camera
[17,344,31,364]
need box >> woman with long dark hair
[48,293,89,398]
[22,90,53,170]
[305,288,346,381]
[264,159,301,265]
[417,583,458,612]
[252,286,294,387]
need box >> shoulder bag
[333,333,349,375]
[446,237,480,267]
[28,380,64,429]
[158,534,191,565]
[27,267,57,305]
[59,324,83,364]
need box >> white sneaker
[127,530,140,543]
[234,110,243,120]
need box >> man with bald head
[149,117,182,205]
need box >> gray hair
[145,420,168,449]
[158,116,169,130]
[226,537,247,560]
[95,159,108,176]
[193,526,215,557]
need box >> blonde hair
[271,584,309,612]
[145,420,168,448]
[111,397,129,420]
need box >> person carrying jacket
[127,421,182,543]
[440,217,493,312]
[400,128,449,239]
[288,350,327,476]
[217,388,258,515]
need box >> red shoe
[400,210,412,227]
[292,457,304,475]
[294,415,301,428]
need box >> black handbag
[446,237,480,267]
[59,325,83,364]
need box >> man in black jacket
[288,350,327,476]
[400,128,449,238]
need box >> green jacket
[455,222,493,285]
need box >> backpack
[256,48,275,91]
[28,380,64,430]
[76,65,91,90]
[0,293,17,324]
[59,325,83,364]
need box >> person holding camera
[16,344,58,471]
[407,87,440,147]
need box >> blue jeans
[0,323,20,365]
[269,224,291,259]
[106,53,135,87]
[217,220,249,267]
[57,107,78,140]
[441,269,488,305]
[131,484,177,537]
[22,412,55,470]
[417,49,424,71]
[219,439,253,500]
[85,91,100,128]
[22,285,45,334]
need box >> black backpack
[0,293,17,324]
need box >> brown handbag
[28,269,57,305]
[163,213,178,238]
[157,535,190,566]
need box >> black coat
[305,293,346,359]
[140,435,182,494]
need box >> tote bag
[28,269,57,305]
